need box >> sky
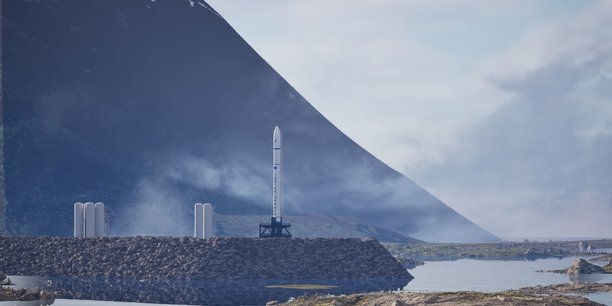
[207,0,612,239]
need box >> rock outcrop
[266,289,604,306]
[567,259,606,275]
[0,272,12,286]
[0,287,55,303]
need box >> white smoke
[115,153,270,235]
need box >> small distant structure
[73,202,108,237]
[194,203,214,238]
[259,126,291,238]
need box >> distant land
[1,0,498,242]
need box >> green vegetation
[384,239,612,262]
[264,284,337,290]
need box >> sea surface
[405,256,612,305]
[0,278,405,306]
[3,256,612,305]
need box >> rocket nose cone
[273,126,281,148]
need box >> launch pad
[259,217,292,238]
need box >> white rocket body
[272,126,282,222]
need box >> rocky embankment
[0,236,411,281]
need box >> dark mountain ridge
[2,0,498,242]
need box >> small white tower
[203,203,213,238]
[194,203,203,238]
[74,202,84,237]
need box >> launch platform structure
[259,126,292,238]
[259,216,291,238]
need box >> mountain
[2,0,499,242]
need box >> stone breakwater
[0,237,412,281]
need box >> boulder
[0,272,12,286]
[566,258,605,275]
[603,261,612,273]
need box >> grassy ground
[384,239,612,262]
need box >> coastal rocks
[0,237,412,281]
[0,272,12,286]
[267,290,604,306]
[603,261,612,273]
[567,259,606,275]
[393,256,424,269]
[519,282,612,294]
[542,258,612,283]
[547,259,608,275]
[0,287,55,303]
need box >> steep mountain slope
[2,0,498,242]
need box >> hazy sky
[207,0,612,239]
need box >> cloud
[420,1,612,237]
[207,0,589,176]
[114,153,270,235]
[203,1,612,238]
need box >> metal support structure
[259,217,291,238]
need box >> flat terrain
[385,239,612,262]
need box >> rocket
[258,126,291,238]
[272,126,282,223]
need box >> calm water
[405,257,612,305]
[4,257,612,305]
[0,277,407,306]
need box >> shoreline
[385,239,612,263]
[269,282,612,306]
[2,278,610,305]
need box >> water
[1,277,407,306]
[586,292,612,305]
[4,257,612,305]
[405,257,612,305]
[406,257,575,292]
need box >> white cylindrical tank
[74,202,84,238]
[194,203,203,238]
[203,203,213,239]
[95,202,105,237]
[84,202,96,238]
